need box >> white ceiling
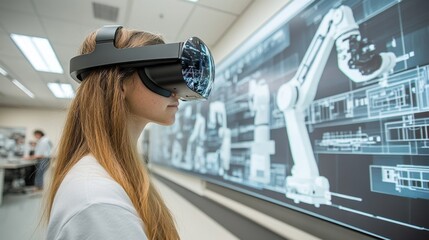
[0,0,253,109]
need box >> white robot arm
[276,6,396,206]
[185,109,206,170]
[249,79,270,125]
[248,79,275,184]
[209,101,231,175]
[209,101,227,130]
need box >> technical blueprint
[148,0,429,239]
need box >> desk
[0,158,38,206]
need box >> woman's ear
[121,80,126,93]
[121,73,137,94]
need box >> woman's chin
[156,118,175,126]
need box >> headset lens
[181,37,215,99]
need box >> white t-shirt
[47,155,148,240]
[34,136,51,157]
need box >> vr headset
[70,25,215,100]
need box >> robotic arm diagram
[276,6,396,206]
[149,1,429,237]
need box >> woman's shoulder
[52,155,136,215]
[66,154,109,178]
[47,155,144,239]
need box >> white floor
[0,179,237,240]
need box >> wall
[212,0,292,63]
[0,106,67,154]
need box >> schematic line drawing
[370,164,429,199]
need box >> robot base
[285,176,332,207]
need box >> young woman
[44,27,183,239]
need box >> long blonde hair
[44,27,179,239]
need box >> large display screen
[149,0,429,239]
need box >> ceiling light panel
[47,82,75,99]
[0,66,8,76]
[11,79,35,98]
[10,34,63,74]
